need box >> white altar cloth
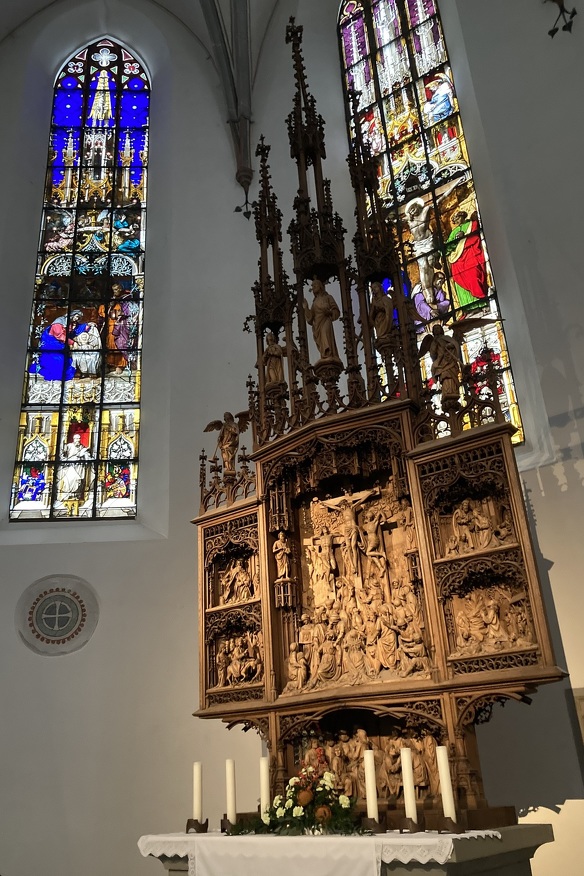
[138,830,502,876]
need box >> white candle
[225,759,237,825]
[192,761,202,822]
[400,747,417,823]
[436,746,457,822]
[259,756,270,816]
[363,749,379,822]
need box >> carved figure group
[282,571,429,694]
[452,588,533,657]
[300,727,441,803]
[215,631,264,687]
[218,558,254,605]
[448,498,513,555]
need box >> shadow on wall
[476,466,584,811]
[533,323,584,497]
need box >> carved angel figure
[204,410,250,472]
[418,318,498,407]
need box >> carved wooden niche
[201,511,265,705]
[414,432,543,678]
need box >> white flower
[273,795,283,808]
[276,807,286,818]
[319,772,334,790]
[288,776,300,786]
[292,806,304,817]
[261,812,271,825]
[285,798,294,809]
[306,766,315,773]
[339,795,350,809]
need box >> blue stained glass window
[10,39,150,521]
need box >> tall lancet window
[339,1,522,439]
[10,39,149,520]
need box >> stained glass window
[10,39,149,520]
[339,1,522,439]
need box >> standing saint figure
[302,278,342,362]
[58,432,92,501]
[369,281,394,340]
[273,532,292,581]
[263,332,286,385]
[105,283,140,375]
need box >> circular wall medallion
[15,575,99,656]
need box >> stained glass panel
[10,39,149,520]
[338,1,523,442]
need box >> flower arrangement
[259,766,357,835]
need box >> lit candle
[192,761,202,822]
[400,747,417,823]
[226,759,237,825]
[436,746,457,822]
[259,756,270,816]
[363,749,379,822]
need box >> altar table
[138,824,553,876]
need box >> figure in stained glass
[17,466,46,502]
[403,177,461,307]
[116,221,141,254]
[57,432,92,500]
[104,463,131,499]
[31,310,86,381]
[70,321,102,376]
[105,283,140,374]
[422,71,453,124]
[446,210,488,306]
[411,269,449,322]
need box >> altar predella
[194,19,562,828]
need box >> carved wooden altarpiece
[194,20,562,826]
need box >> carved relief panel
[410,429,548,678]
[198,507,266,706]
[277,475,432,696]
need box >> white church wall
[0,1,583,875]
[0,3,262,876]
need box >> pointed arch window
[10,39,149,520]
[338,1,522,439]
